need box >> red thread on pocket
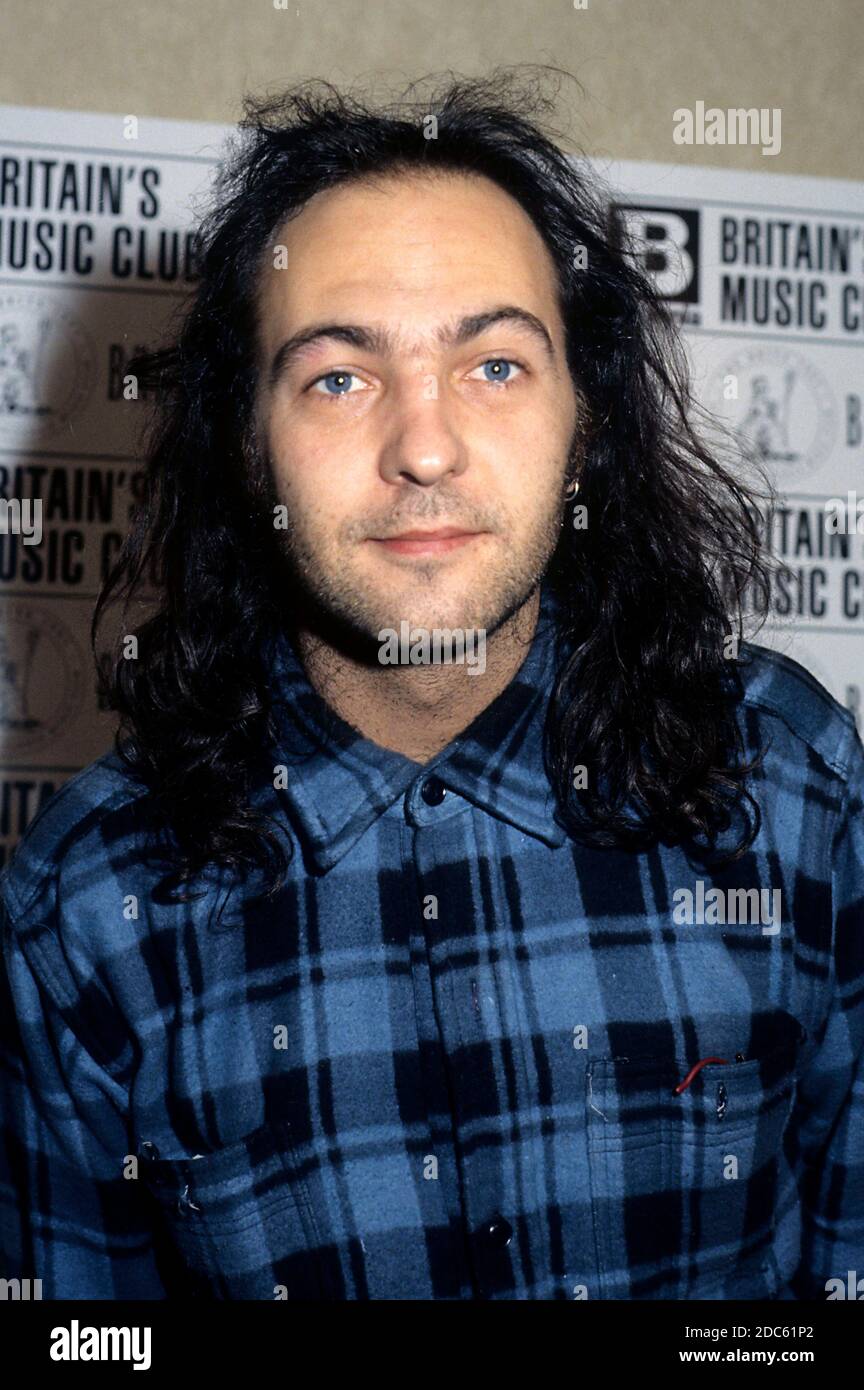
[673,1056,729,1094]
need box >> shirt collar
[263,582,569,873]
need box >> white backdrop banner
[604,156,864,715]
[0,105,861,864]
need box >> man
[1,73,862,1301]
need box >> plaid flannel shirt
[1,585,863,1300]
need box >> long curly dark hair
[93,66,774,899]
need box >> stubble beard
[244,423,575,659]
[268,480,569,659]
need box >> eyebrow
[267,305,556,388]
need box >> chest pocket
[138,1119,337,1300]
[586,1023,805,1300]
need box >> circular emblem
[0,606,88,756]
[0,292,96,442]
[710,345,836,485]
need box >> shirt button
[177,1182,202,1216]
[139,1139,164,1185]
[479,1214,513,1248]
[420,776,447,806]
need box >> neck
[293,590,542,763]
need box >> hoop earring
[564,478,580,500]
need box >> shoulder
[735,640,862,786]
[0,747,157,923]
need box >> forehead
[254,170,563,343]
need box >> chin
[372,583,489,630]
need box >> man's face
[253,171,580,644]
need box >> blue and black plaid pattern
[1,587,863,1299]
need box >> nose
[377,379,469,488]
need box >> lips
[380,527,474,540]
[370,527,484,556]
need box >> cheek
[490,438,566,527]
[267,416,347,504]
[269,444,370,545]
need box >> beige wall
[1,0,859,179]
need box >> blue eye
[476,358,521,384]
[312,371,359,396]
[309,360,521,396]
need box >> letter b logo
[611,205,700,303]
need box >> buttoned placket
[403,772,544,1298]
